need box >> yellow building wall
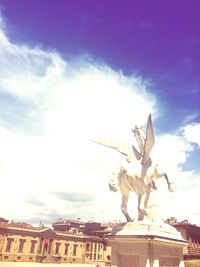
[84,241,104,263]
[0,229,107,264]
[103,243,111,265]
[1,234,38,262]
[37,238,86,263]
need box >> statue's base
[108,220,188,267]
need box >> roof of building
[166,217,200,238]
[0,217,9,223]
[8,221,35,230]
[0,220,104,242]
[52,219,86,226]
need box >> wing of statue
[140,114,155,180]
[91,138,138,161]
[143,114,155,162]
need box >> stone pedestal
[108,221,188,267]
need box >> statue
[92,114,173,222]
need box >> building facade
[0,218,111,265]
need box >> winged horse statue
[92,114,173,222]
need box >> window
[90,242,93,252]
[30,240,37,254]
[86,242,90,250]
[47,239,53,254]
[18,239,26,253]
[55,242,61,255]
[5,238,14,252]
[64,243,70,255]
[107,255,111,261]
[38,238,44,254]
[72,244,78,256]
[43,238,49,253]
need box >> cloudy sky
[0,0,200,226]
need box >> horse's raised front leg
[152,180,158,190]
[164,173,174,192]
[121,192,132,222]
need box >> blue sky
[0,0,200,225]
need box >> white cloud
[0,14,199,226]
[183,123,200,147]
[152,134,193,172]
